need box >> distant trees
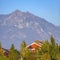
[0,36,60,60]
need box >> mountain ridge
[0,10,60,49]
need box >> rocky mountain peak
[11,9,24,17]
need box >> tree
[49,36,58,60]
[20,41,27,60]
[41,40,50,53]
[8,44,19,60]
[50,35,56,47]
[40,53,51,60]
[10,44,15,50]
[0,55,8,60]
[59,45,60,53]
[0,42,2,55]
[0,42,8,60]
[20,40,33,60]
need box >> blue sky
[0,0,60,26]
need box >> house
[27,40,43,52]
[1,48,9,57]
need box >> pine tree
[50,36,58,60]
[8,44,19,60]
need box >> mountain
[56,26,60,30]
[0,10,60,49]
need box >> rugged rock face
[0,10,60,49]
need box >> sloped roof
[27,40,43,49]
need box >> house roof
[2,48,9,53]
[27,40,43,49]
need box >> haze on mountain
[0,10,60,49]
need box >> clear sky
[0,0,60,26]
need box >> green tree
[41,40,50,53]
[49,36,58,60]
[8,44,19,60]
[20,41,27,60]
[38,40,51,60]
[20,41,33,60]
[59,45,60,53]
[0,42,8,60]
[0,42,3,55]
[0,55,8,60]
[40,53,51,60]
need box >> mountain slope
[0,10,60,49]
